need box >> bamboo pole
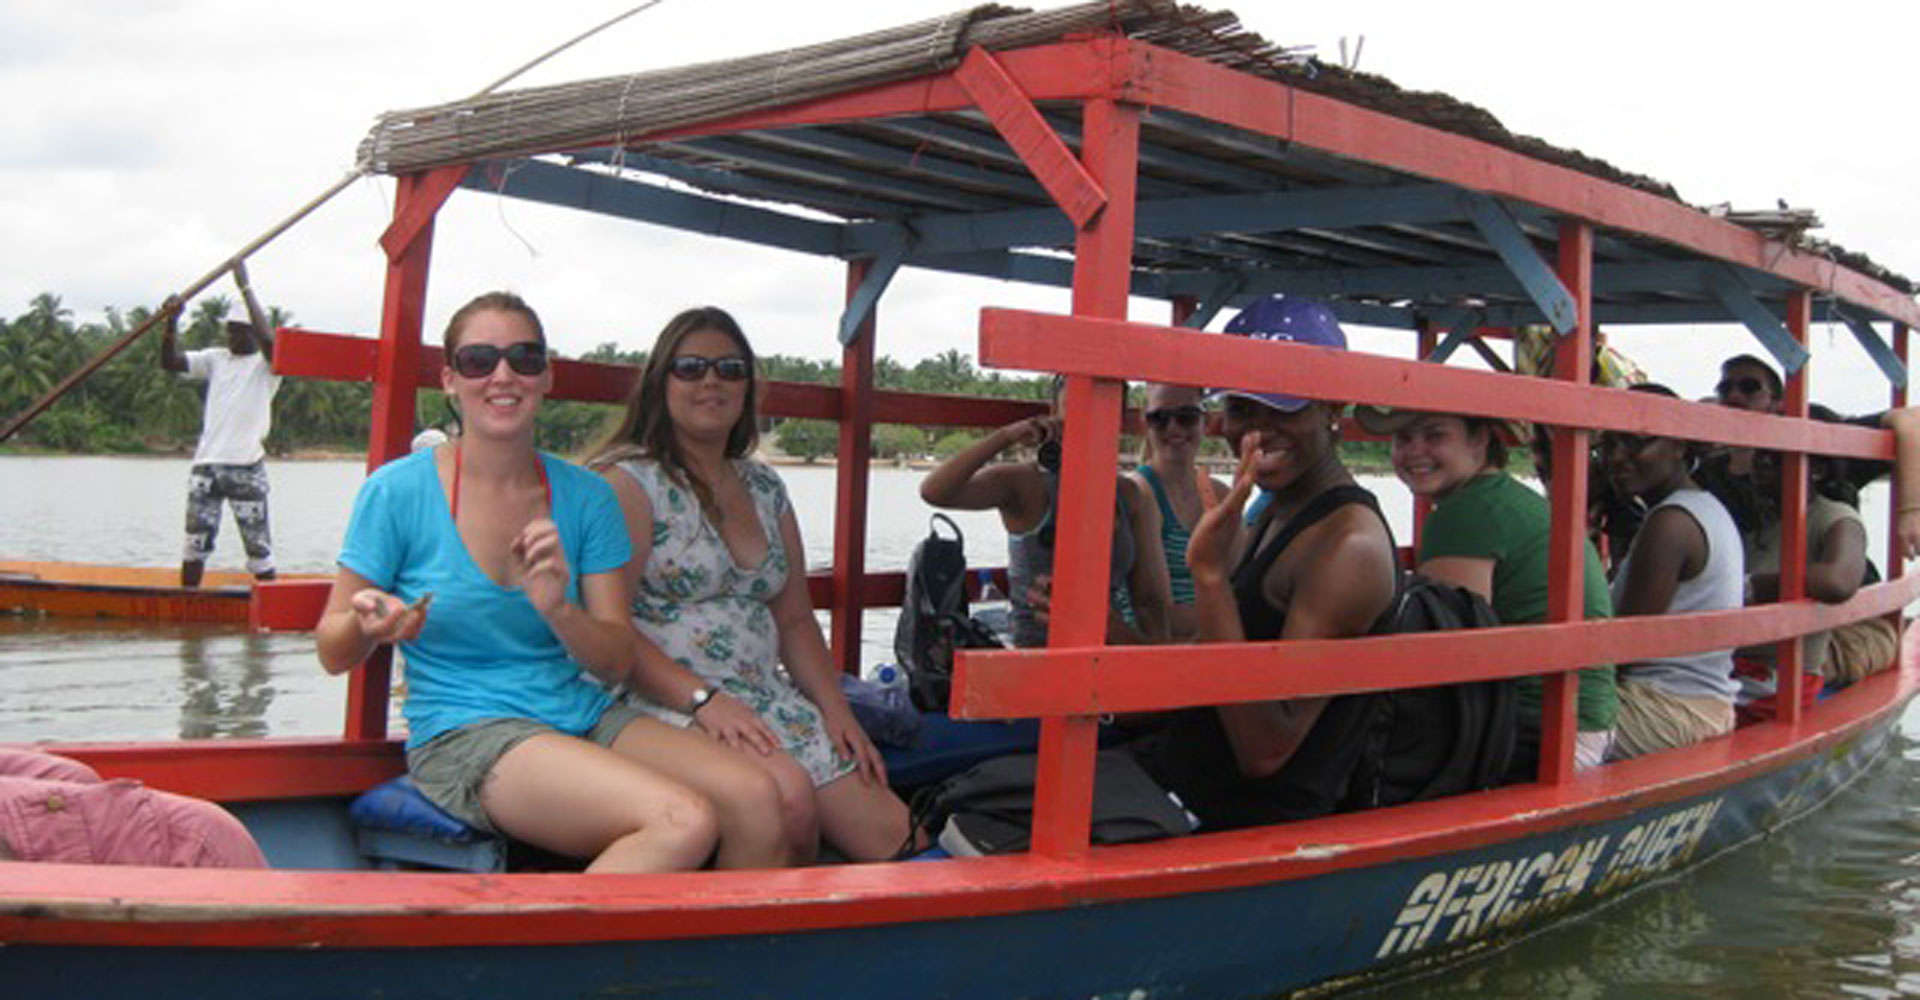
[0,170,364,445]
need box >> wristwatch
[688,686,716,716]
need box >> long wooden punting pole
[0,170,365,445]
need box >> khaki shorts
[1609,680,1734,761]
[1823,616,1900,688]
[406,703,647,834]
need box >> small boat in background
[0,560,320,624]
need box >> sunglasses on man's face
[451,341,548,379]
[1715,376,1766,399]
[1144,405,1204,430]
[1595,431,1655,456]
[668,354,752,382]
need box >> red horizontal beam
[952,575,1920,720]
[53,738,403,802]
[979,309,1895,458]
[1120,41,1920,328]
[643,41,1114,144]
[251,569,1020,632]
[275,328,1048,428]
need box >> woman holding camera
[919,382,1170,647]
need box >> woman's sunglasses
[1144,405,1204,430]
[669,355,752,382]
[451,341,548,379]
[1715,376,1766,399]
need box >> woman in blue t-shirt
[317,292,787,872]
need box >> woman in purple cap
[1125,296,1400,829]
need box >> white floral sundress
[618,458,855,786]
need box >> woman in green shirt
[1358,407,1618,776]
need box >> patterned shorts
[183,462,273,572]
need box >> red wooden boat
[4,3,1917,997]
[0,560,323,624]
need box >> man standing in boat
[157,261,280,588]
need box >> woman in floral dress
[591,307,914,863]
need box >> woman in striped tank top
[1128,383,1233,640]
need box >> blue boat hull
[4,705,1898,1000]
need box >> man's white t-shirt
[182,349,281,465]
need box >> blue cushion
[348,775,488,844]
[882,714,1043,789]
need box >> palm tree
[0,322,56,412]
[21,292,72,340]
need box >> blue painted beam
[845,184,1469,259]
[569,148,902,219]
[759,127,1050,203]
[466,159,845,257]
[1461,194,1578,333]
[1478,298,1851,328]
[900,247,1179,301]
[660,137,1014,213]
[1425,308,1483,363]
[1705,265,1810,373]
[1184,271,1246,330]
[840,226,911,346]
[1162,260,1748,304]
[1839,311,1910,388]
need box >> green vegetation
[2,296,1511,475]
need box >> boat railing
[948,304,1918,855]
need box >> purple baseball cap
[1212,295,1347,412]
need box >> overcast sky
[5,0,1917,412]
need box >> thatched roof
[358,0,1674,197]
[356,0,1915,298]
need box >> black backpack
[1346,570,1517,809]
[894,514,1002,711]
[908,749,1198,856]
[1240,486,1517,815]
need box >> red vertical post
[1539,220,1592,784]
[1412,321,1438,548]
[1776,291,1812,725]
[1029,96,1138,858]
[830,261,878,676]
[1890,323,1909,581]
[345,171,442,741]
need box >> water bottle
[873,663,909,709]
[848,663,919,747]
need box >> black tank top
[1128,485,1386,830]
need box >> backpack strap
[930,512,963,545]
[1230,484,1380,594]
